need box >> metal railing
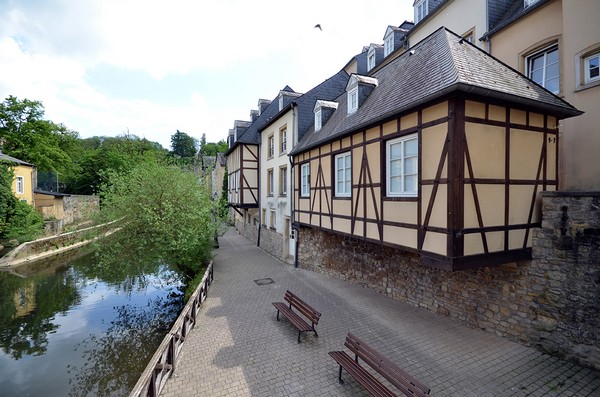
[129,261,214,397]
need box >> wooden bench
[329,332,430,397]
[272,290,321,343]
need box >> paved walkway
[161,228,600,397]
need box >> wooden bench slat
[329,351,396,397]
[330,333,430,397]
[346,332,430,396]
[272,291,320,343]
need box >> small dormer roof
[346,74,379,90]
[314,100,339,112]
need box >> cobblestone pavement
[160,228,600,397]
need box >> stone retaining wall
[296,192,600,370]
[297,228,534,343]
[258,226,284,261]
[63,195,99,225]
[529,192,600,369]
[235,218,258,244]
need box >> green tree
[64,135,168,195]
[97,162,216,278]
[201,139,228,157]
[170,130,197,158]
[0,96,77,174]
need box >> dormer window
[279,95,283,111]
[348,87,358,114]
[346,75,378,115]
[315,109,322,131]
[414,0,428,23]
[384,34,394,57]
[314,100,338,131]
[368,51,376,71]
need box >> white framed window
[584,53,600,84]
[268,135,274,158]
[384,34,394,57]
[414,0,428,23]
[335,152,352,197]
[280,166,287,196]
[368,51,376,71]
[347,86,358,114]
[300,163,310,197]
[16,176,24,194]
[235,171,240,192]
[278,95,284,111]
[527,45,559,94]
[386,134,418,197]
[315,109,322,131]
[267,169,274,196]
[280,127,287,153]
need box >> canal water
[0,252,185,396]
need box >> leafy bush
[97,161,217,278]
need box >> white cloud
[0,0,414,149]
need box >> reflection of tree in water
[0,270,81,359]
[68,293,184,397]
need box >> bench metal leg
[276,310,280,321]
[297,330,302,343]
[313,329,318,338]
[338,365,344,384]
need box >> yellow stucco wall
[490,0,600,190]
[12,164,35,205]
[409,0,488,50]
[34,193,64,220]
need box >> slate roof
[411,0,446,29]
[487,0,553,37]
[259,70,349,143]
[0,152,33,167]
[291,27,582,156]
[343,47,369,76]
[487,0,520,33]
[225,86,295,154]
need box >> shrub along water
[96,161,218,297]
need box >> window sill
[384,196,418,202]
[333,196,351,200]
[575,79,600,92]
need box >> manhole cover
[254,278,275,286]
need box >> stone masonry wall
[296,192,600,370]
[235,218,258,244]
[258,226,284,262]
[298,227,534,344]
[63,195,99,225]
[529,192,600,369]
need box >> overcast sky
[0,0,414,150]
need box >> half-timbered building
[290,27,581,271]
[257,71,348,261]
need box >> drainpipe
[257,138,262,247]
[289,102,300,268]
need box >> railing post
[128,261,213,397]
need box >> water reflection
[0,252,184,396]
[0,266,80,359]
